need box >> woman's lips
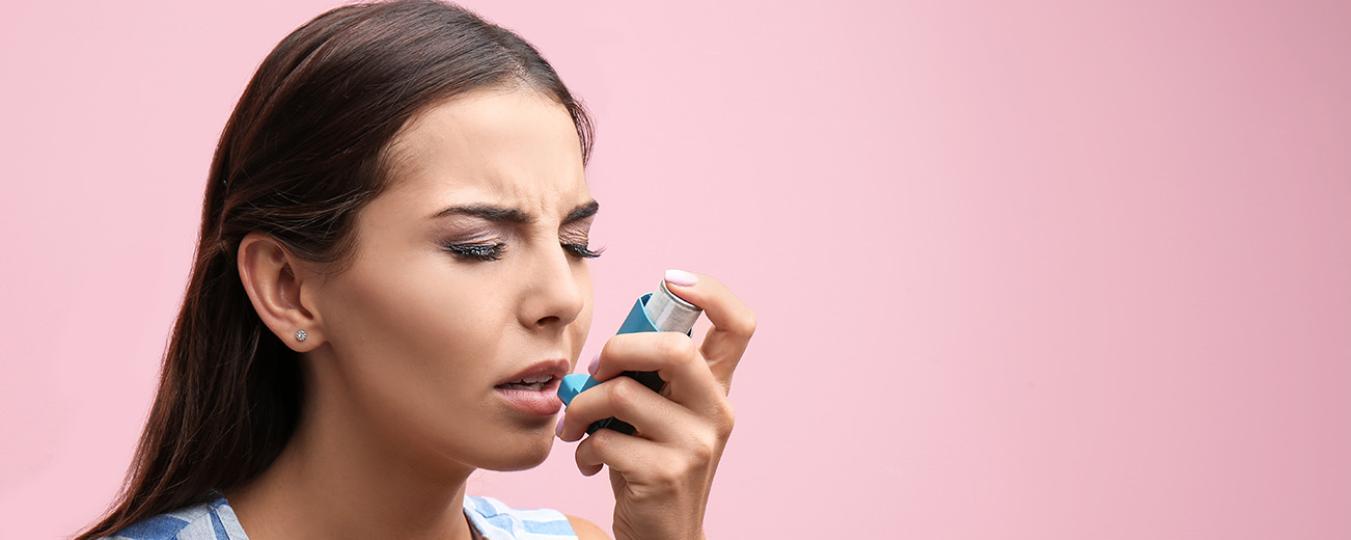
[494,377,564,416]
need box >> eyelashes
[564,242,606,259]
[441,241,507,261]
[441,241,605,262]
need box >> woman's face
[306,86,596,472]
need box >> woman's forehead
[379,87,588,220]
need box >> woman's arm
[566,513,611,539]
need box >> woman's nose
[522,243,586,329]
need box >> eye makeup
[439,240,604,262]
[432,202,602,263]
[441,241,507,261]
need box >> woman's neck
[224,357,479,540]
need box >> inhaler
[557,278,703,435]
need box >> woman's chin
[474,427,558,471]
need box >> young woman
[74,1,755,539]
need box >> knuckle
[686,446,711,474]
[740,311,757,337]
[690,438,715,463]
[662,333,696,359]
[652,459,686,485]
[715,401,736,436]
[607,377,638,411]
[606,381,628,410]
[684,426,718,461]
[586,428,612,454]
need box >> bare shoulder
[564,513,610,539]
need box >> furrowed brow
[430,199,599,225]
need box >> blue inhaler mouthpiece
[558,280,700,436]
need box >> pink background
[3,0,1350,538]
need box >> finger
[557,374,706,445]
[662,270,757,394]
[574,426,684,481]
[593,331,725,414]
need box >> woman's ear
[236,231,326,351]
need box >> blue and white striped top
[98,489,579,540]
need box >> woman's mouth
[496,374,556,391]
[494,376,564,416]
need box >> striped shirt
[98,489,579,540]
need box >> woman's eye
[442,242,505,261]
[441,241,605,262]
[563,242,605,259]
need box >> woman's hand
[556,270,755,540]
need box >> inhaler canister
[557,279,703,435]
[644,279,701,334]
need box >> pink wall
[3,1,1349,538]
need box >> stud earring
[295,329,308,342]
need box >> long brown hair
[75,1,594,537]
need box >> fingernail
[665,268,698,286]
[555,416,566,437]
[587,353,600,375]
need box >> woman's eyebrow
[429,199,599,225]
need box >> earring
[295,329,308,342]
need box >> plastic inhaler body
[558,280,702,435]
